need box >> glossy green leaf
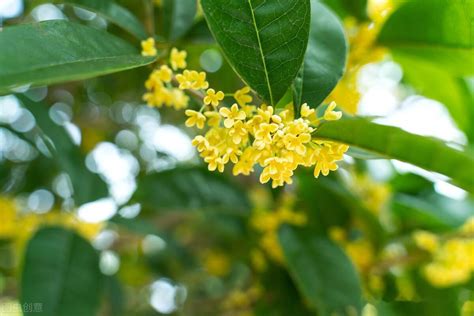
[314,117,474,192]
[201,0,311,105]
[0,20,155,95]
[279,226,362,315]
[163,0,197,41]
[293,1,347,110]
[18,95,108,205]
[21,227,103,316]
[378,0,474,76]
[60,0,147,39]
[133,167,250,214]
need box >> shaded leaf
[0,20,155,94]
[201,0,311,104]
[21,227,103,316]
[314,117,474,192]
[133,167,250,214]
[18,95,108,205]
[293,1,347,110]
[163,0,197,41]
[279,226,362,315]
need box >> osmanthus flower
[234,86,253,106]
[413,218,474,288]
[324,101,343,121]
[204,89,225,107]
[155,65,172,82]
[204,111,221,127]
[170,48,187,70]
[185,110,206,129]
[141,47,349,188]
[141,37,157,57]
[250,195,307,263]
[219,103,246,128]
[176,70,209,90]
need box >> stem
[144,0,155,37]
[171,76,205,102]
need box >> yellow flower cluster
[0,196,102,247]
[329,226,376,273]
[221,285,262,316]
[202,250,231,277]
[414,218,474,287]
[352,174,391,216]
[251,196,307,264]
[141,43,348,187]
[191,100,348,188]
[142,47,190,110]
[325,0,395,114]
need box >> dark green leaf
[314,117,474,193]
[60,0,147,39]
[321,0,368,21]
[21,227,103,316]
[294,1,347,110]
[0,20,155,94]
[201,0,311,104]
[378,0,474,76]
[163,0,197,41]
[18,95,108,205]
[133,167,250,214]
[298,174,385,246]
[279,226,362,315]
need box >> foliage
[0,0,473,315]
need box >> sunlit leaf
[279,226,362,315]
[378,0,474,75]
[314,117,474,192]
[0,20,155,94]
[21,227,103,316]
[293,1,347,111]
[201,0,311,104]
[396,55,472,135]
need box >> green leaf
[378,0,474,76]
[392,194,474,231]
[279,226,362,315]
[18,95,108,205]
[314,117,474,193]
[59,0,147,39]
[21,227,103,316]
[133,167,250,214]
[298,173,386,246]
[396,54,472,133]
[293,1,347,110]
[163,0,197,41]
[201,0,311,105]
[0,20,155,95]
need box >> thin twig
[144,0,155,37]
